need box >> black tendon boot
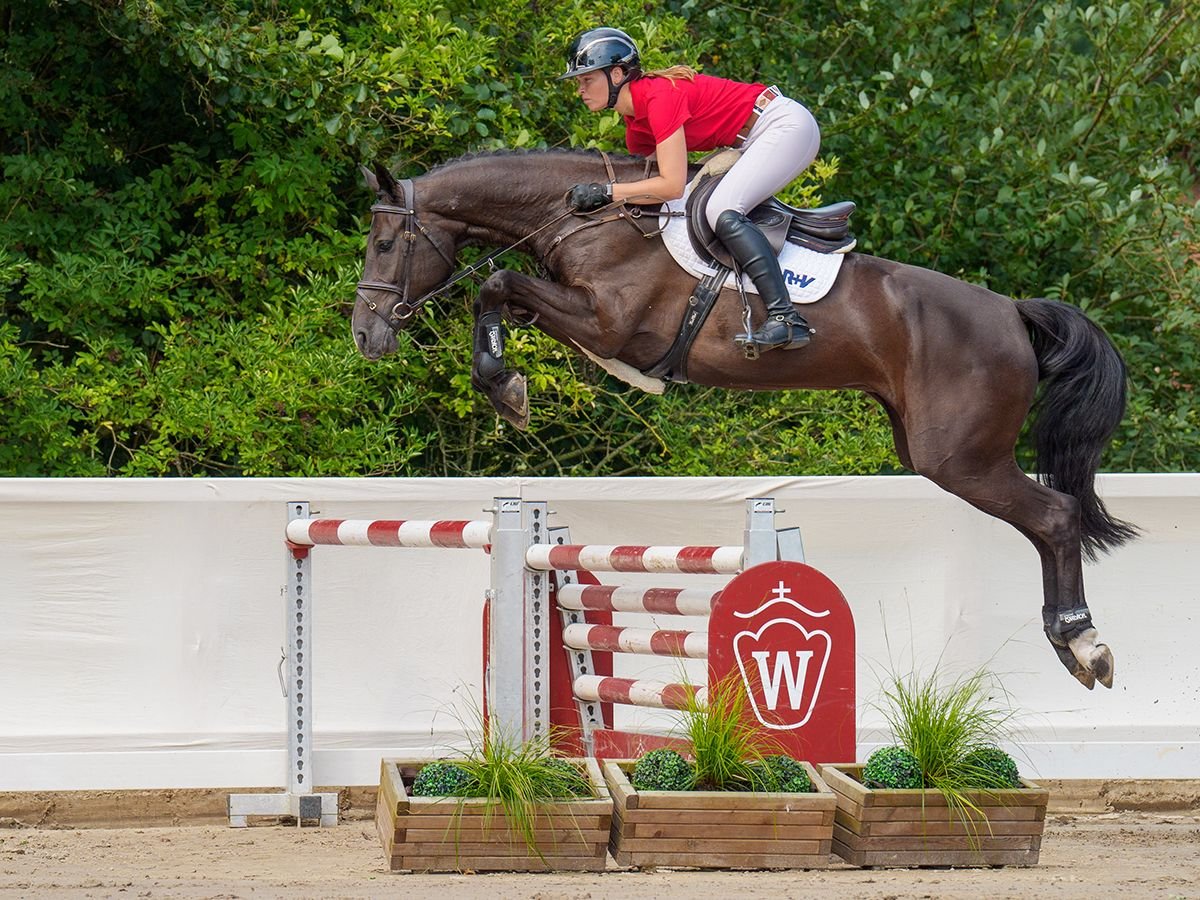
[472,310,506,388]
[715,210,813,357]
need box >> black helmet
[559,27,640,80]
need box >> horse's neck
[423,153,644,248]
[421,167,539,246]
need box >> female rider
[561,26,821,355]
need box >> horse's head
[353,163,457,359]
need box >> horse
[352,149,1137,690]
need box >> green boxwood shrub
[749,755,814,793]
[540,757,594,798]
[631,748,695,791]
[411,760,476,797]
[961,745,1022,789]
[863,746,924,789]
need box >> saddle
[642,173,856,384]
[685,173,857,269]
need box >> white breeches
[705,95,821,230]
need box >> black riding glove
[567,182,611,212]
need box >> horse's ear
[361,164,380,195]
[371,160,400,201]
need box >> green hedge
[1,0,1196,476]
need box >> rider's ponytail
[642,64,698,82]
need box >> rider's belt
[733,86,782,147]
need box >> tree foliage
[1,0,1197,476]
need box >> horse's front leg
[471,298,530,431]
[472,271,595,429]
[471,269,608,430]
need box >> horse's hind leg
[1010,511,1112,689]
[907,429,1114,688]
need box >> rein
[356,177,576,334]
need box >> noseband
[356,178,456,332]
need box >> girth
[642,266,730,384]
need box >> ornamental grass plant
[674,670,813,793]
[871,663,1026,839]
[412,700,593,857]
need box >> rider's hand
[567,182,611,212]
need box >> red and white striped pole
[526,543,742,574]
[285,518,491,550]
[562,623,708,658]
[557,584,722,617]
[573,675,706,711]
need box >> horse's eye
[376,239,395,253]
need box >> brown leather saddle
[685,173,857,269]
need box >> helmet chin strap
[603,67,629,109]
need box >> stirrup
[734,316,813,359]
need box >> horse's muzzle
[351,306,399,360]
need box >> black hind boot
[715,210,813,358]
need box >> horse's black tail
[1017,298,1138,560]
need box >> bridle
[355,178,456,332]
[355,177,577,335]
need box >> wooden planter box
[821,763,1049,868]
[376,758,612,873]
[602,760,835,869]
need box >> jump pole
[230,496,853,825]
[485,498,553,744]
[521,498,856,762]
[229,501,339,826]
[229,501,517,827]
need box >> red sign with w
[709,561,856,764]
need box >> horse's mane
[419,148,671,208]
[427,146,648,174]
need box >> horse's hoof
[1090,643,1115,689]
[1068,627,1114,690]
[495,372,529,431]
[499,403,530,431]
[1052,639,1096,689]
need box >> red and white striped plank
[562,623,708,659]
[573,675,707,711]
[285,518,492,549]
[526,543,742,574]
[556,584,722,617]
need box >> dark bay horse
[353,149,1136,690]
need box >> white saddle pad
[658,191,846,305]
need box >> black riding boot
[715,210,813,357]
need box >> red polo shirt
[624,73,765,156]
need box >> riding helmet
[559,27,640,80]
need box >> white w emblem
[732,618,831,730]
[750,650,814,710]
